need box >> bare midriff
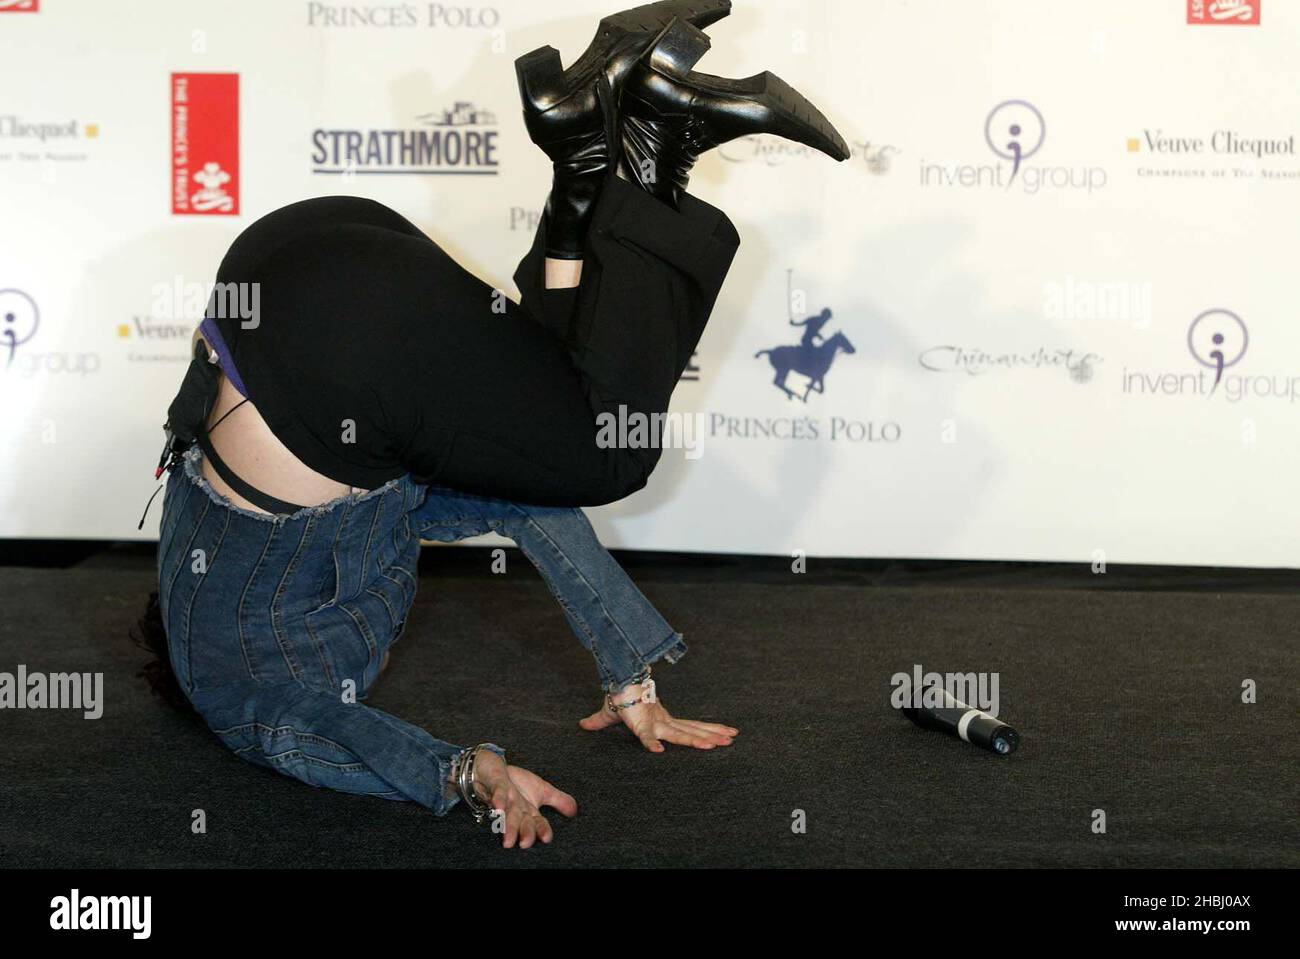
[202,363,368,515]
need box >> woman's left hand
[578,678,739,753]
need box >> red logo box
[171,73,240,216]
[1187,1,1261,25]
[0,1,40,11]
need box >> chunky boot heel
[514,1,734,258]
[618,15,849,207]
[564,0,732,85]
[645,17,712,78]
[514,45,566,111]
[647,17,848,161]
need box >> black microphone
[902,686,1020,755]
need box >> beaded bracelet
[605,667,656,714]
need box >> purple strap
[198,317,250,399]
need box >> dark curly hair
[130,590,197,715]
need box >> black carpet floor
[2,548,1296,869]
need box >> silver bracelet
[450,743,496,825]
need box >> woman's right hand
[470,750,578,849]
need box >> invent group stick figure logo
[985,100,1046,186]
[1188,308,1248,391]
[754,270,856,402]
[0,289,40,368]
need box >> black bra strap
[197,431,313,515]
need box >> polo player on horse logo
[755,272,855,401]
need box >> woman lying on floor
[136,1,847,849]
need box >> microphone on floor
[901,685,1021,756]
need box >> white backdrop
[2,0,1297,566]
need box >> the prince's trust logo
[172,73,240,216]
[190,161,235,213]
[1188,0,1260,25]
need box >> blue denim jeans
[157,444,686,815]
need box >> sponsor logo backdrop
[2,0,1297,566]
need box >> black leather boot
[516,1,734,259]
[618,17,850,208]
